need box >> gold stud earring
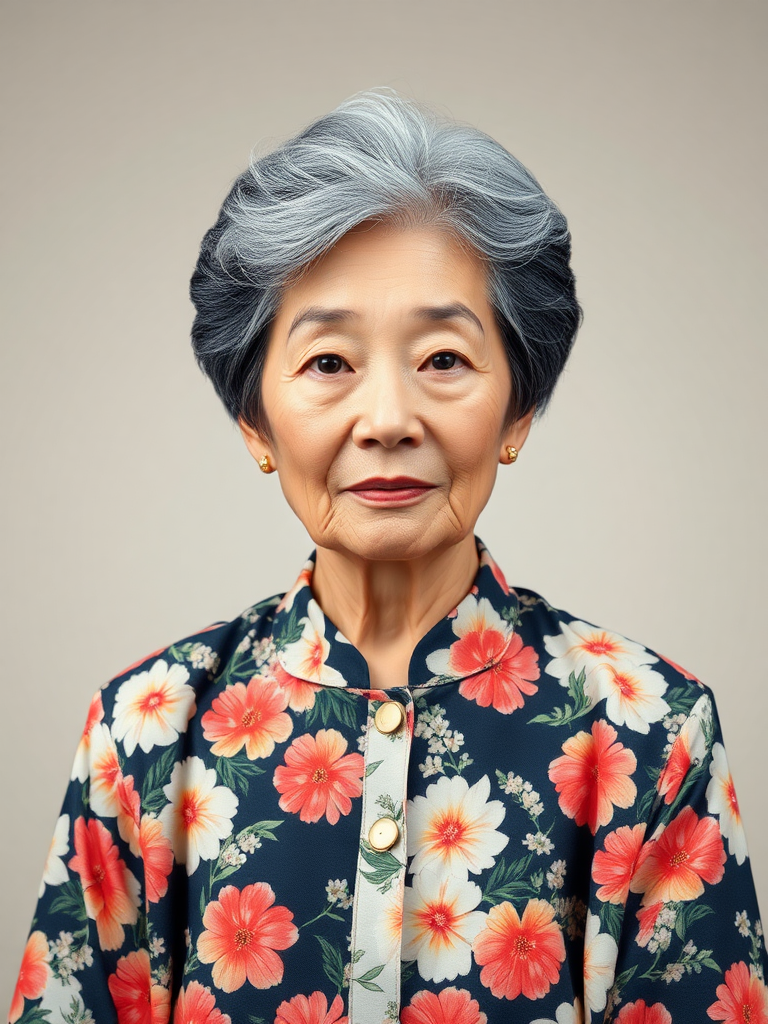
[258,454,272,474]
[506,445,519,464]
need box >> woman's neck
[310,533,479,689]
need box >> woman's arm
[590,685,768,1020]
[8,686,175,1024]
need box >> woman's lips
[345,477,436,506]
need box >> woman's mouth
[345,477,436,506]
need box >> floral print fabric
[9,537,767,1023]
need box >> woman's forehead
[272,221,493,331]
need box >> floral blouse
[9,537,767,1024]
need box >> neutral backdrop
[2,0,766,1008]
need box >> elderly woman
[10,91,766,1024]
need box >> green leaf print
[354,963,385,992]
[482,855,541,905]
[274,607,304,651]
[141,745,178,812]
[360,841,402,893]
[600,899,624,944]
[49,880,87,922]
[16,1008,53,1024]
[315,935,345,993]
[214,752,265,795]
[305,688,359,730]
[674,901,714,941]
[665,684,703,717]
[527,669,592,727]
[400,959,417,983]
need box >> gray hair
[190,88,582,433]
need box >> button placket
[348,694,412,1023]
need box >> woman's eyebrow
[287,302,485,340]
[287,306,356,339]
[412,303,485,337]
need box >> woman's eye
[311,354,347,374]
[429,351,461,370]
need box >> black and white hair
[190,88,582,434]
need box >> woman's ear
[238,417,276,472]
[501,405,536,463]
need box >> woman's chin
[317,514,464,563]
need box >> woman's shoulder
[511,584,714,726]
[92,591,287,731]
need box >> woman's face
[240,220,533,562]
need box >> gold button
[368,816,399,851]
[374,701,405,734]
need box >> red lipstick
[345,476,436,506]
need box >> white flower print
[402,869,486,983]
[158,756,238,875]
[531,999,584,1024]
[239,833,261,854]
[585,661,670,734]
[87,723,122,817]
[326,878,350,904]
[523,831,555,856]
[112,659,197,756]
[189,643,219,672]
[706,741,749,865]
[544,620,657,703]
[735,910,751,937]
[407,774,508,881]
[662,962,685,983]
[39,813,70,898]
[547,859,567,890]
[419,755,445,778]
[583,911,617,1013]
[278,598,345,687]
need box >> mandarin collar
[271,536,520,692]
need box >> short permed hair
[190,88,582,434]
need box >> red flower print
[592,823,646,904]
[270,661,320,712]
[274,991,349,1024]
[635,901,664,948]
[89,724,124,817]
[108,949,170,1024]
[401,987,488,1024]
[140,814,174,905]
[630,806,726,904]
[69,817,140,950]
[458,632,540,714]
[201,676,293,759]
[472,897,566,1000]
[426,595,538,713]
[548,719,637,834]
[8,930,50,1024]
[657,734,692,805]
[116,774,142,855]
[616,1000,673,1024]
[172,980,232,1024]
[657,711,706,807]
[707,961,768,1023]
[273,729,365,824]
[196,882,298,992]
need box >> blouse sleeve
[7,687,175,1024]
[594,685,768,1021]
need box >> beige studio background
[1,0,766,1006]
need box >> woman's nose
[350,369,425,449]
